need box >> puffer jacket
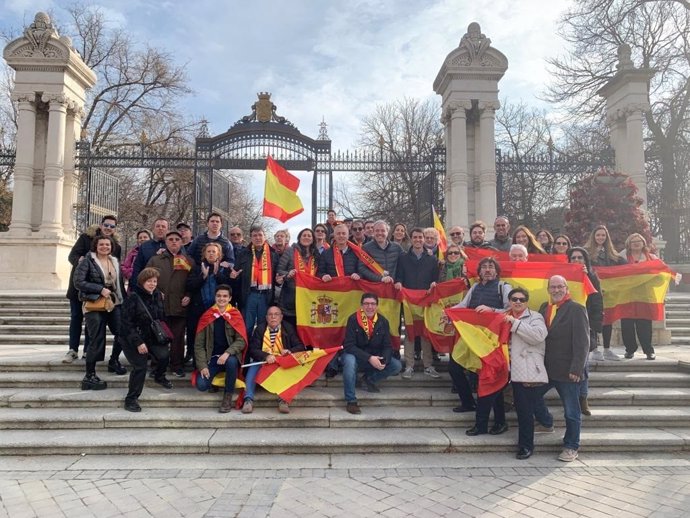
[73,252,124,306]
[66,225,122,299]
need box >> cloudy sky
[2,0,573,236]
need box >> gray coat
[357,240,403,282]
[508,309,549,383]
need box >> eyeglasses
[102,223,116,229]
[352,227,363,231]
[447,251,461,256]
[510,297,527,303]
[362,301,377,306]
[230,233,242,237]
[450,232,462,237]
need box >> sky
[1,0,573,238]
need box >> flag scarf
[262,155,304,222]
[465,260,596,311]
[594,259,674,325]
[172,254,192,271]
[293,248,317,276]
[255,346,342,403]
[295,272,401,349]
[333,246,346,277]
[348,242,386,276]
[251,241,273,289]
[432,205,448,256]
[444,308,511,397]
[464,247,567,263]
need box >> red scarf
[251,241,272,289]
[195,304,248,344]
[333,246,346,277]
[356,309,378,339]
[293,247,316,276]
[349,242,385,275]
[544,294,571,329]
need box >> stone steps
[0,426,686,455]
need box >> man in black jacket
[342,293,402,414]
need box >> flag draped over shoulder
[464,247,567,263]
[295,272,402,349]
[465,260,596,311]
[445,308,511,397]
[595,259,674,325]
[262,155,304,223]
[255,346,342,403]
[432,206,447,256]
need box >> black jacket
[66,226,122,299]
[233,244,279,311]
[120,287,166,348]
[586,273,604,333]
[247,321,306,362]
[539,299,590,382]
[187,231,235,267]
[73,253,125,304]
[343,312,392,364]
[317,246,360,278]
[395,249,439,289]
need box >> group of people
[65,209,662,462]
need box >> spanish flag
[445,308,511,397]
[465,260,596,311]
[422,278,468,353]
[262,155,304,223]
[295,273,402,349]
[432,205,447,256]
[255,346,342,403]
[595,259,674,325]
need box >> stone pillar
[7,94,37,237]
[62,107,81,236]
[478,101,499,226]
[433,23,507,231]
[597,43,653,210]
[40,94,68,237]
[446,101,471,228]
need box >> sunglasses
[230,233,242,237]
[447,251,461,256]
[102,223,116,229]
[352,227,363,231]
[450,232,462,237]
[510,297,527,303]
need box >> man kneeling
[194,285,247,413]
[343,293,402,414]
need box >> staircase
[666,292,690,345]
[0,292,689,455]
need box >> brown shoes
[241,399,253,414]
[219,392,233,413]
[346,402,361,414]
[579,396,592,416]
[278,400,290,414]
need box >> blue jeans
[243,364,262,401]
[69,297,90,354]
[242,291,269,335]
[550,379,582,451]
[196,355,239,394]
[342,352,402,403]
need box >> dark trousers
[602,324,613,349]
[512,382,551,450]
[474,386,506,432]
[166,316,187,371]
[621,318,654,355]
[84,306,121,374]
[68,297,90,354]
[196,355,239,394]
[122,343,169,402]
[448,355,476,410]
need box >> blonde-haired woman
[619,233,658,360]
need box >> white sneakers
[62,350,78,364]
[558,448,579,462]
[424,366,441,378]
[603,349,622,361]
[401,367,414,379]
[590,348,622,361]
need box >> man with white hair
[509,244,528,262]
[489,216,512,252]
[448,226,465,246]
[539,275,590,462]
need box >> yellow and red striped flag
[255,346,342,403]
[595,259,674,325]
[432,205,447,256]
[464,247,567,263]
[444,308,511,397]
[262,155,304,222]
[465,260,596,311]
[295,273,402,349]
[422,278,468,353]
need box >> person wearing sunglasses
[448,226,465,247]
[567,246,604,416]
[551,235,572,256]
[504,287,549,459]
[64,215,123,364]
[349,220,369,247]
[313,224,330,254]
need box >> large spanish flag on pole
[432,205,447,256]
[255,347,342,403]
[465,260,596,311]
[262,155,304,222]
[594,260,675,325]
[444,308,511,397]
[295,273,402,349]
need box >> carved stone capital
[41,93,76,110]
[445,101,473,120]
[11,92,37,105]
[478,101,500,114]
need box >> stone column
[8,94,37,236]
[446,101,472,228]
[61,107,81,236]
[478,101,499,226]
[625,106,647,207]
[39,94,68,236]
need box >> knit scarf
[443,259,464,281]
[333,246,347,277]
[544,294,571,329]
[251,241,272,289]
[293,247,316,276]
[356,309,378,339]
[262,326,284,355]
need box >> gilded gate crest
[254,92,274,123]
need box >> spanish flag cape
[444,308,511,397]
[594,259,675,325]
[255,346,342,403]
[193,304,249,392]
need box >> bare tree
[545,0,690,260]
[354,97,443,227]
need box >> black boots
[108,359,127,375]
[81,373,107,390]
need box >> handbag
[135,293,173,346]
[84,295,115,312]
